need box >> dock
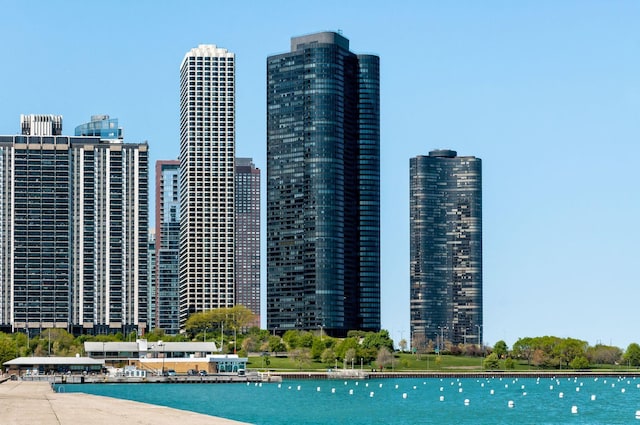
[0,380,251,425]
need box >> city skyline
[1,1,638,348]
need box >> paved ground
[0,380,251,425]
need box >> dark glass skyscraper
[410,150,482,348]
[156,160,181,334]
[267,32,380,336]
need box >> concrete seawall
[0,381,251,425]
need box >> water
[56,376,640,424]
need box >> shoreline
[0,380,251,425]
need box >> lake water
[56,376,640,424]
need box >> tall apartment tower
[409,150,482,348]
[155,160,181,334]
[234,158,260,327]
[179,45,235,324]
[0,115,148,335]
[266,32,381,336]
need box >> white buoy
[571,406,578,414]
[621,388,626,393]
[379,383,383,388]
[288,386,292,390]
[459,388,463,393]
[505,384,509,388]
[349,389,354,395]
[413,386,417,390]
[365,383,369,387]
[490,389,495,395]
[522,392,527,396]
[635,410,640,419]
[395,384,399,389]
[590,395,596,401]
[508,400,514,408]
[278,384,281,388]
[521,385,525,390]
[439,395,445,402]
[331,388,335,393]
[559,392,564,398]
[317,387,321,392]
[440,387,444,392]
[297,385,301,391]
[576,387,580,392]
[464,399,470,406]
[369,391,374,398]
[402,393,407,399]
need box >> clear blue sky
[1,0,639,349]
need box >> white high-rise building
[179,45,235,324]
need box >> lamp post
[437,326,447,355]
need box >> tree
[624,343,640,367]
[493,340,508,359]
[268,336,286,355]
[375,347,393,371]
[569,356,589,370]
[504,357,515,369]
[512,337,534,365]
[335,337,359,360]
[586,344,622,365]
[321,348,336,365]
[362,330,394,352]
[290,348,311,370]
[398,339,408,352]
[483,352,500,369]
[344,348,357,368]
[0,333,18,366]
[282,330,300,350]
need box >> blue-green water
[57,376,640,424]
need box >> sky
[1,0,639,350]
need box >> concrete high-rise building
[0,114,148,335]
[155,160,181,334]
[147,228,156,330]
[179,45,236,324]
[266,32,381,336]
[234,158,260,327]
[409,150,482,348]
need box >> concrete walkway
[0,381,251,425]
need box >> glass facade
[410,150,483,347]
[267,32,380,336]
[155,160,181,334]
